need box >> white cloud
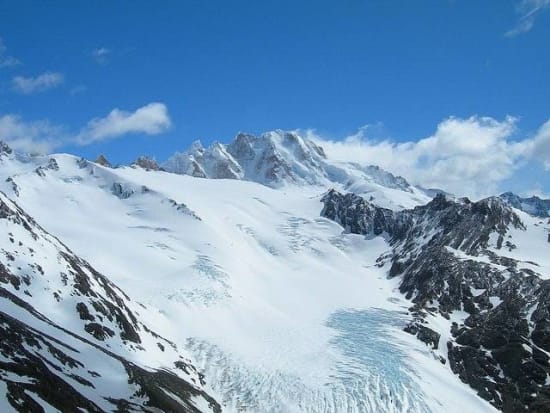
[0,114,62,154]
[0,102,171,154]
[527,119,550,169]
[0,37,20,68]
[76,102,171,144]
[92,47,110,64]
[506,0,550,37]
[307,115,547,198]
[12,72,64,94]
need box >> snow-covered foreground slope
[0,184,219,412]
[0,151,496,412]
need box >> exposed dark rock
[5,177,19,196]
[35,158,59,177]
[94,154,111,167]
[321,189,550,412]
[404,323,440,349]
[166,198,202,220]
[0,141,13,155]
[84,322,115,340]
[111,182,134,199]
[133,156,162,171]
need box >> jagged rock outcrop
[132,155,162,171]
[0,141,13,156]
[321,189,550,412]
[34,158,59,177]
[94,154,111,167]
[164,140,243,180]
[224,131,328,185]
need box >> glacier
[0,141,501,412]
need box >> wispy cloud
[12,72,64,94]
[0,102,172,154]
[69,85,87,96]
[0,37,21,68]
[307,115,549,198]
[506,0,550,37]
[91,47,110,65]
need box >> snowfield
[0,152,498,412]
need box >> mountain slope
[321,190,550,412]
[0,188,220,412]
[0,147,498,413]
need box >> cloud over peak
[12,72,64,94]
[307,115,547,198]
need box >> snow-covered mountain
[500,191,550,218]
[164,130,432,210]
[0,134,548,413]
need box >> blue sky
[0,0,548,197]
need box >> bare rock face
[34,158,59,177]
[94,154,111,167]
[132,155,162,171]
[163,140,242,180]
[321,190,550,413]
[0,141,13,155]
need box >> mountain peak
[132,155,161,171]
[160,130,433,210]
[94,154,111,167]
[500,191,550,217]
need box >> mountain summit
[164,130,431,209]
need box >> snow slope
[0,179,219,412]
[0,150,496,412]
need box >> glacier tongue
[186,309,430,413]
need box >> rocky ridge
[500,192,550,218]
[321,189,550,412]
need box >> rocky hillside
[321,190,550,413]
[0,190,220,412]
